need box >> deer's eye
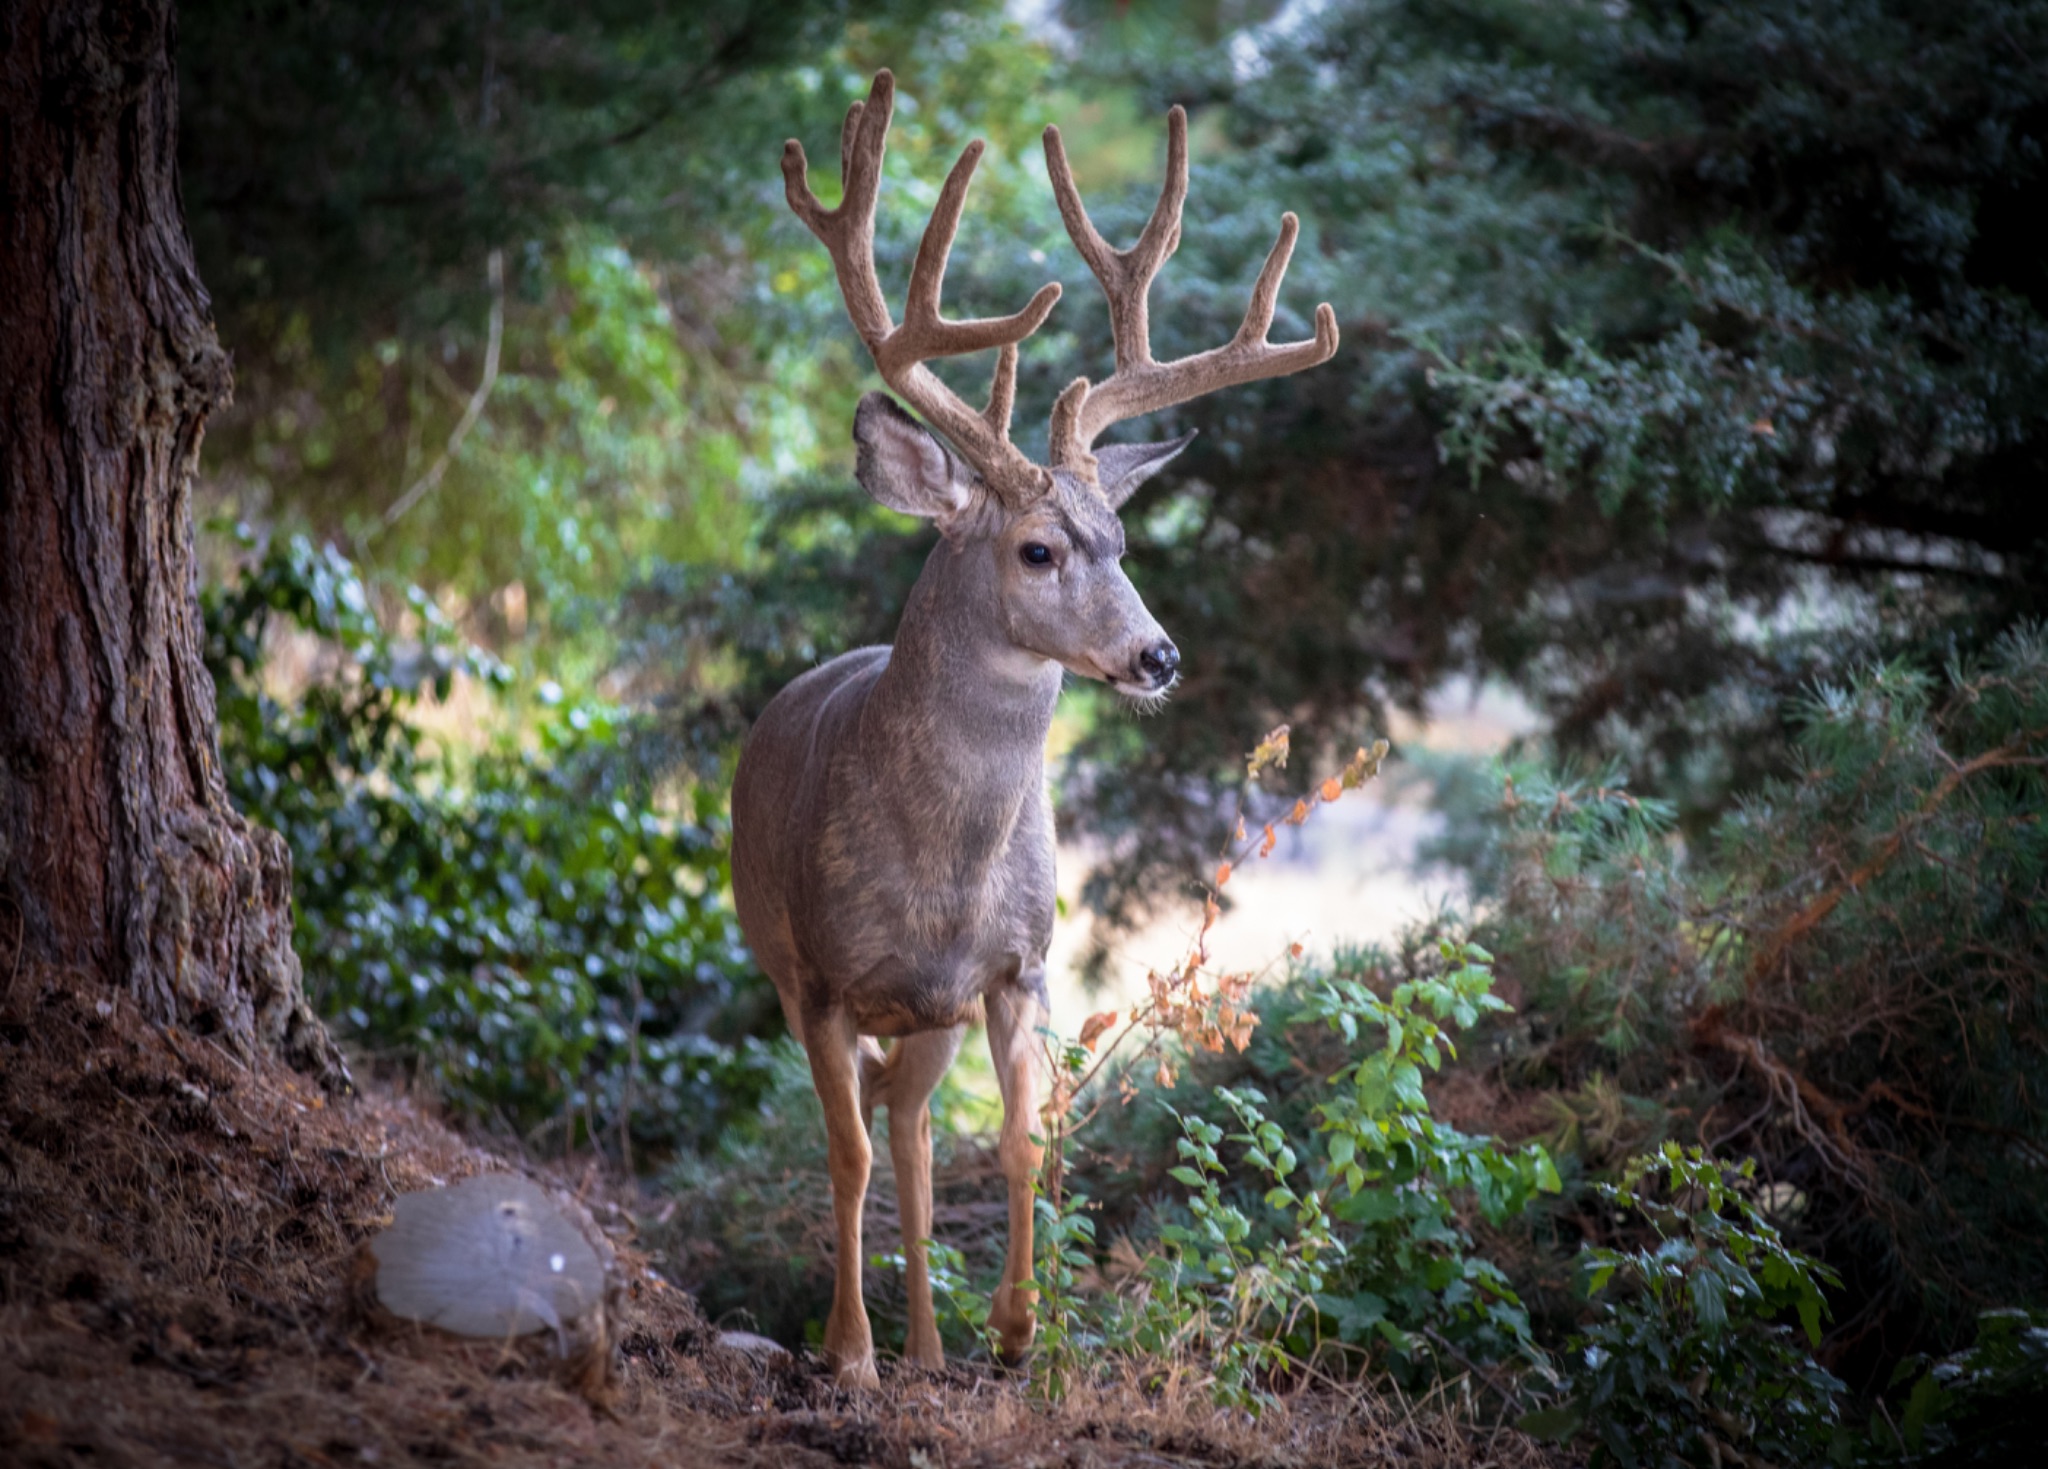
[1020,542,1054,567]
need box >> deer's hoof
[829,1353,880,1390]
[988,1285,1038,1365]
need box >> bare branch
[374,246,505,536]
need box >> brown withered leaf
[1079,1010,1119,1052]
[1215,861,1233,889]
[1284,798,1311,826]
[1320,777,1342,803]
[1259,823,1278,858]
[1246,724,1291,780]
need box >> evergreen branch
[1741,724,2048,992]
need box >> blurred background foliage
[183,0,2044,1452]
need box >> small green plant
[925,1239,999,1359]
[1521,1144,1845,1468]
[1305,939,1561,1371]
[1027,1182,1102,1399]
[1131,1085,1340,1409]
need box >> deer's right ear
[853,393,977,526]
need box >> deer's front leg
[984,976,1048,1361]
[801,1005,878,1387]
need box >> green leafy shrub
[1040,909,1548,1401]
[1521,1145,1845,1468]
[1054,937,1556,1396]
[1436,631,2048,1362]
[1302,940,1561,1370]
[1124,1084,1340,1408]
[204,531,770,1157]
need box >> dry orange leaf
[1078,1010,1119,1052]
[1320,776,1342,803]
[1259,823,1277,858]
[1215,861,1232,889]
[1284,798,1311,826]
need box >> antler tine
[782,72,896,351]
[983,342,1019,441]
[880,140,1063,379]
[1044,104,1340,474]
[784,69,1060,502]
[1042,106,1187,373]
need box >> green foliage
[1521,1145,1846,1469]
[1033,937,1557,1406]
[659,0,2048,939]
[619,480,933,780]
[1304,941,1561,1369]
[925,1238,999,1360]
[204,531,769,1156]
[1125,1085,1339,1408]
[186,1,1060,662]
[179,0,952,337]
[1439,630,2048,1356]
[658,1041,837,1341]
[1025,1181,1103,1401]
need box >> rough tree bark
[0,0,345,1085]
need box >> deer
[729,69,1338,1388]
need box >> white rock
[715,1330,791,1361]
[370,1173,607,1341]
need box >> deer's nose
[1137,640,1180,686]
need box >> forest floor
[0,972,1568,1468]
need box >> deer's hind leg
[869,1025,965,1369]
[985,976,1048,1361]
[798,1004,880,1388]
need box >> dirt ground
[0,968,1569,1468]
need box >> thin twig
[370,247,505,536]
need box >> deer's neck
[861,539,1060,798]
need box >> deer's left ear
[1094,430,1197,509]
[854,392,977,526]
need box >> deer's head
[783,71,1339,703]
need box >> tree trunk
[0,0,345,1086]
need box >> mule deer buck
[730,70,1338,1386]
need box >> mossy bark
[0,0,345,1087]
